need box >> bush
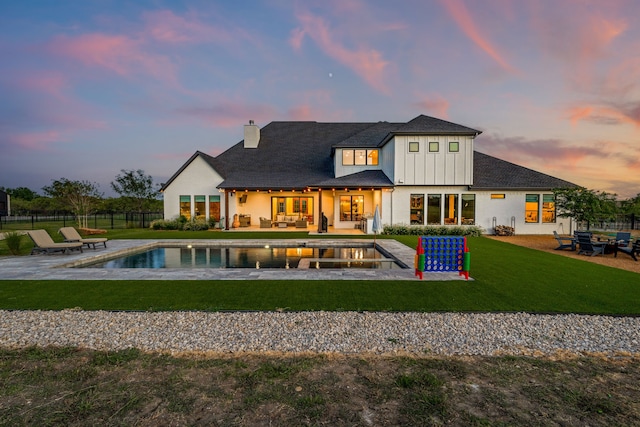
[4,231,23,255]
[150,218,209,231]
[381,224,484,237]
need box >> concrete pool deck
[0,239,470,281]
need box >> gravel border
[2,310,639,358]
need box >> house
[0,189,9,216]
[161,115,577,234]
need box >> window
[444,194,458,224]
[209,195,220,221]
[491,194,505,199]
[461,194,475,225]
[409,141,419,152]
[179,195,191,220]
[542,194,555,223]
[410,194,424,225]
[525,194,539,223]
[429,142,439,152]
[342,150,354,165]
[340,195,363,221]
[271,196,314,223]
[341,149,379,165]
[449,141,459,152]
[427,194,441,224]
[194,195,206,219]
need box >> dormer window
[409,141,419,152]
[342,149,379,166]
[449,141,459,152]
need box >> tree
[553,187,618,230]
[1,186,39,201]
[110,169,158,212]
[42,178,102,229]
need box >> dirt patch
[485,234,640,275]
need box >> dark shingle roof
[472,151,577,190]
[162,115,575,192]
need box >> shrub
[381,224,483,237]
[4,231,23,255]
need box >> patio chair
[259,217,272,228]
[553,231,576,251]
[27,229,83,255]
[615,232,632,247]
[575,232,605,257]
[58,226,107,249]
[615,238,640,261]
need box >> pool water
[86,246,402,269]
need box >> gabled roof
[394,114,482,135]
[312,170,394,188]
[471,151,577,190]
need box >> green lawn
[0,230,638,314]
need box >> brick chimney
[243,120,260,148]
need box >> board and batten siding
[393,135,473,186]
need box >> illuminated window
[341,149,379,165]
[209,195,220,221]
[340,195,363,221]
[491,194,505,199]
[342,150,354,165]
[444,194,458,224]
[449,141,459,152]
[410,194,424,225]
[367,149,379,165]
[194,195,206,219]
[179,195,191,220]
[542,194,555,223]
[525,194,539,223]
[409,141,419,152]
[429,142,439,152]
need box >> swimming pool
[83,244,404,269]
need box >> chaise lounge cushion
[28,229,83,255]
[59,226,107,249]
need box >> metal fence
[0,212,164,231]
[578,214,638,232]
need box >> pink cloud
[290,12,390,94]
[175,102,278,127]
[440,0,516,73]
[414,95,450,119]
[566,104,640,127]
[47,33,178,84]
[7,130,61,152]
[142,10,235,45]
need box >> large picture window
[179,195,191,220]
[461,194,475,225]
[427,194,441,224]
[271,197,314,223]
[525,194,539,223]
[340,195,364,221]
[341,149,379,166]
[410,194,424,225]
[194,195,206,219]
[444,194,458,224]
[209,195,220,221]
[542,194,555,223]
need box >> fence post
[31,215,35,229]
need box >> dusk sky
[1,0,639,198]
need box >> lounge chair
[259,217,272,228]
[27,229,83,255]
[576,232,605,257]
[553,231,575,251]
[615,239,640,261]
[59,226,107,249]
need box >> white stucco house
[160,115,577,234]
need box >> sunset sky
[1,0,639,198]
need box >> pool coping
[0,239,471,281]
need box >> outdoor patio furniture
[615,239,640,261]
[615,232,632,247]
[59,226,107,249]
[27,229,83,255]
[239,215,251,227]
[576,232,605,257]
[295,219,308,228]
[259,217,272,228]
[553,231,575,251]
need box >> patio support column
[224,191,229,230]
[318,189,323,232]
